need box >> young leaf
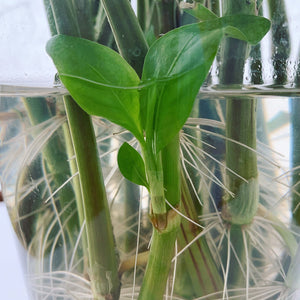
[46,35,143,141]
[117,142,149,189]
[140,15,270,153]
[140,22,223,152]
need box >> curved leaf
[117,142,149,188]
[140,15,270,152]
[46,35,143,141]
[220,15,271,44]
[141,22,223,152]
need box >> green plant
[46,8,271,298]
[2,1,300,300]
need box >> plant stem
[218,0,258,288]
[222,98,258,224]
[100,3,183,297]
[138,209,181,300]
[48,0,81,37]
[139,135,182,299]
[71,0,95,40]
[64,96,120,299]
[137,0,151,31]
[219,0,258,225]
[176,173,223,298]
[291,87,300,226]
[156,0,178,34]
[267,0,291,86]
[23,97,79,236]
[162,134,181,208]
[45,1,121,298]
[207,0,220,16]
[101,0,148,77]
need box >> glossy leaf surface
[117,142,149,188]
[140,15,270,152]
[46,35,143,141]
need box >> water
[1,85,300,299]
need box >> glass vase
[1,1,300,299]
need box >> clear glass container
[1,1,300,299]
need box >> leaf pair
[46,14,270,188]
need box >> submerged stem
[44,1,121,298]
[219,0,258,225]
[218,0,259,289]
[64,96,120,299]
[176,172,223,297]
[138,209,181,300]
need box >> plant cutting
[1,0,300,300]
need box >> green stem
[290,23,300,226]
[70,0,95,40]
[64,96,120,299]
[61,119,89,273]
[291,94,300,226]
[48,0,81,37]
[218,0,258,288]
[222,98,258,224]
[176,173,223,298]
[138,210,181,300]
[162,134,181,208]
[143,146,167,228]
[101,0,148,77]
[45,2,121,298]
[156,0,178,34]
[137,0,150,31]
[23,98,79,236]
[219,0,258,225]
[139,135,181,299]
[207,0,220,17]
[267,0,291,86]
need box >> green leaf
[184,3,218,21]
[140,22,223,152]
[140,15,270,152]
[46,35,143,141]
[117,142,149,188]
[220,15,271,44]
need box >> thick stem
[48,0,81,37]
[45,2,121,298]
[101,0,148,77]
[291,94,300,226]
[156,0,178,34]
[218,0,258,289]
[267,0,291,86]
[138,210,181,300]
[139,135,181,298]
[222,98,258,224]
[207,0,220,17]
[23,98,79,236]
[175,173,223,297]
[143,147,167,230]
[137,0,150,31]
[71,0,95,40]
[219,0,258,225]
[64,96,120,299]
